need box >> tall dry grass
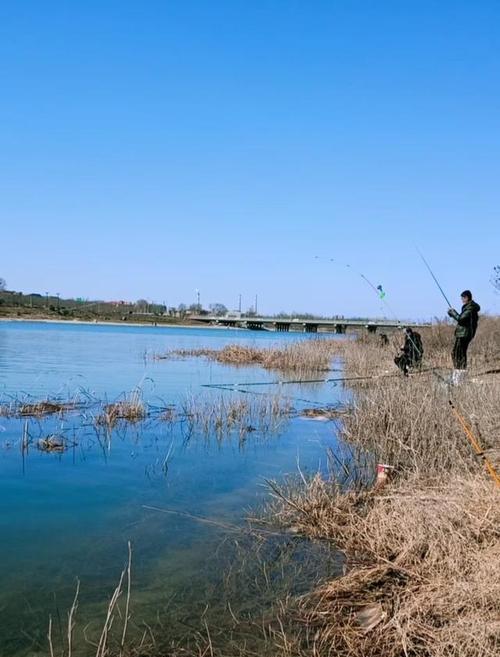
[261,318,500,657]
[155,340,340,375]
[265,475,499,657]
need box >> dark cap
[461,290,472,299]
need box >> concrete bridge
[190,315,429,334]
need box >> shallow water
[0,321,345,656]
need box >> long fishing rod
[202,370,409,389]
[416,247,453,309]
[449,399,500,488]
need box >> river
[0,321,345,656]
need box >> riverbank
[0,315,241,330]
[260,319,500,657]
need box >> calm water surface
[0,321,345,656]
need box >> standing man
[447,290,480,384]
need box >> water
[0,321,346,656]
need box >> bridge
[190,315,429,334]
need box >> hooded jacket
[449,300,480,339]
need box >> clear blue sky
[1,1,499,319]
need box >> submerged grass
[178,393,292,442]
[0,398,80,418]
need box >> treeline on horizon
[0,284,368,323]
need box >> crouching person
[394,327,424,376]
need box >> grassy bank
[261,319,500,657]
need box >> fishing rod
[449,399,500,488]
[416,247,453,309]
[202,370,408,389]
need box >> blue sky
[1,1,499,319]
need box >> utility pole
[45,292,49,309]
[238,294,242,313]
[56,293,60,310]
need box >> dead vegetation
[265,475,499,657]
[95,389,146,428]
[0,399,79,418]
[96,400,146,427]
[178,393,292,441]
[261,319,500,657]
[155,340,340,374]
[300,407,348,420]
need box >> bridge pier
[366,324,378,334]
[334,324,346,334]
[304,323,318,333]
[275,322,290,332]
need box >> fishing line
[314,255,432,368]
[314,256,401,324]
[415,247,453,308]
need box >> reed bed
[155,340,340,374]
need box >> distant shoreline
[0,316,243,330]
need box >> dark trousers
[394,354,409,375]
[452,337,471,369]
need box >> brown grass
[155,340,340,374]
[0,399,78,417]
[96,389,146,428]
[260,317,500,657]
[265,475,499,657]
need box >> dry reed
[262,318,500,657]
[0,398,79,418]
[155,340,340,374]
[96,389,146,427]
[179,393,292,441]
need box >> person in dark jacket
[447,290,480,382]
[394,327,424,376]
